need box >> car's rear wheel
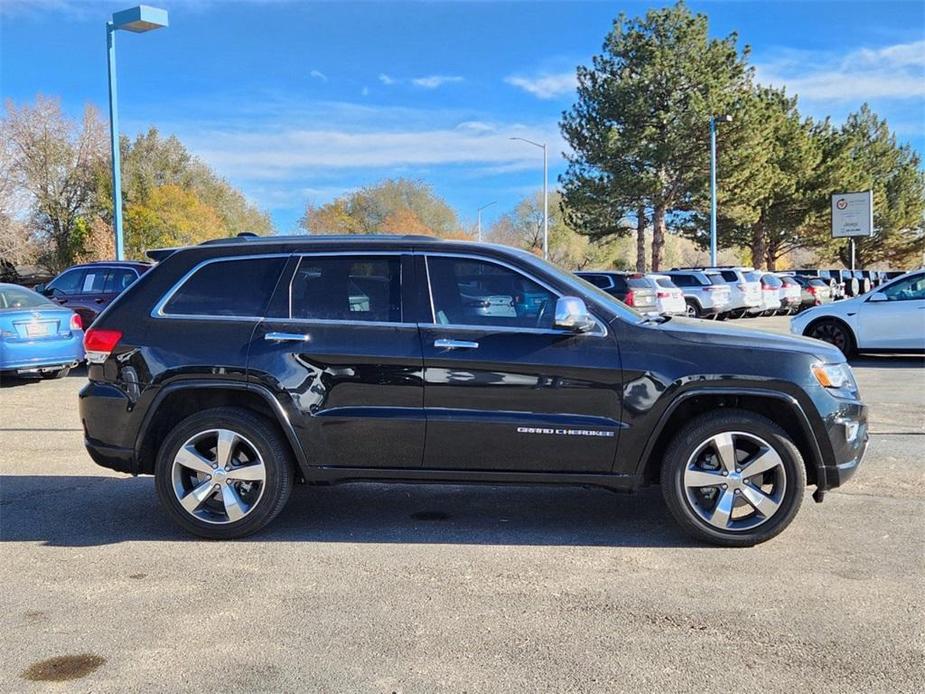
[661,410,805,547]
[807,318,856,357]
[155,407,294,539]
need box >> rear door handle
[265,332,311,343]
[434,338,479,350]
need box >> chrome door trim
[264,332,312,342]
[433,338,479,349]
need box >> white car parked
[791,269,925,356]
[644,274,687,316]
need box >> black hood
[657,317,845,362]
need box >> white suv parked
[663,270,731,319]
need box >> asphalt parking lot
[1,316,923,692]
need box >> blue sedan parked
[0,283,85,379]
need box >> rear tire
[155,407,294,539]
[661,410,806,547]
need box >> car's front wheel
[155,407,294,539]
[807,318,856,357]
[661,410,806,547]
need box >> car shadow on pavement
[849,355,924,369]
[0,474,692,548]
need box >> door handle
[434,338,479,350]
[265,332,311,343]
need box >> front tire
[807,318,856,357]
[685,300,701,318]
[661,410,806,547]
[155,407,294,539]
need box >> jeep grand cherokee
[79,235,868,546]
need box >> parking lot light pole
[477,201,496,242]
[107,5,168,260]
[510,137,548,260]
[709,114,732,267]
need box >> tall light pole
[477,201,496,242]
[510,137,548,260]
[709,114,732,267]
[107,5,168,260]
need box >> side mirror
[33,283,46,294]
[554,296,596,333]
[867,292,887,303]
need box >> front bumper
[814,397,869,491]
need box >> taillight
[83,328,123,364]
[657,290,671,299]
[69,313,83,331]
[624,290,635,307]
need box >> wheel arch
[638,388,826,489]
[134,381,308,477]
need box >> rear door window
[720,271,737,282]
[289,255,402,322]
[580,274,611,289]
[80,269,109,294]
[161,256,286,317]
[104,268,138,293]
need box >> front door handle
[265,332,311,343]
[434,338,479,350]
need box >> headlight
[811,362,859,398]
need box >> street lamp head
[112,5,168,32]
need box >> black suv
[79,236,868,546]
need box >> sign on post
[831,191,873,238]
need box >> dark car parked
[36,261,150,328]
[574,271,658,312]
[79,236,867,546]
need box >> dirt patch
[21,654,105,682]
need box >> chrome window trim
[150,253,290,319]
[420,251,608,337]
[288,251,405,325]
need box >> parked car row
[576,266,834,320]
[0,261,149,380]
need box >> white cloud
[309,69,327,82]
[756,40,925,102]
[378,73,396,85]
[504,72,577,99]
[176,112,564,181]
[411,75,464,89]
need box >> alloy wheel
[171,428,267,524]
[682,431,787,532]
[810,321,848,352]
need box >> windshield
[509,250,643,321]
[0,285,54,310]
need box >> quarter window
[162,257,285,317]
[104,268,138,293]
[290,256,401,322]
[427,256,557,329]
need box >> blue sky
[2,0,924,232]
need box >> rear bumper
[0,334,83,372]
[79,381,142,474]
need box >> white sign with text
[831,191,873,238]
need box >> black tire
[41,367,70,379]
[685,299,701,318]
[661,410,806,547]
[807,318,856,357]
[155,407,294,539]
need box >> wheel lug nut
[722,471,728,476]
[722,484,728,489]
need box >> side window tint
[290,256,401,322]
[882,274,925,301]
[427,256,557,329]
[104,269,137,293]
[163,257,285,317]
[48,269,85,295]
[80,270,109,294]
[582,274,609,289]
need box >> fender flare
[133,379,309,473]
[636,386,828,485]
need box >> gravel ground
[1,316,923,692]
